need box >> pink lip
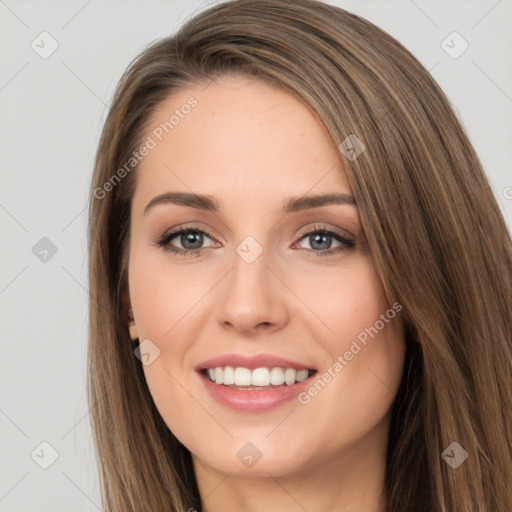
[194,353,317,413]
[194,353,316,371]
[196,370,316,413]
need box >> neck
[193,415,389,512]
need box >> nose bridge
[216,233,287,333]
[229,233,273,304]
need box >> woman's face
[127,75,406,477]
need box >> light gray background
[0,0,511,510]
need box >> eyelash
[154,223,356,258]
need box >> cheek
[315,319,405,454]
[127,248,197,408]
[127,247,222,418]
[128,245,207,343]
[326,262,405,389]
[128,253,203,436]
[300,259,390,354]
[297,261,406,440]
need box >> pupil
[182,231,203,249]
[311,233,331,250]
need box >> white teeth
[234,367,252,386]
[223,366,235,385]
[270,367,285,385]
[284,368,296,385]
[296,369,309,382]
[204,366,313,386]
[251,367,269,386]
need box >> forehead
[133,75,351,210]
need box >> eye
[153,223,356,258]
[154,224,216,257]
[293,224,355,257]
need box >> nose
[216,242,289,337]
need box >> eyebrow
[143,191,357,216]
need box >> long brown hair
[87,1,512,510]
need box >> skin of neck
[192,411,390,512]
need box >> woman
[87,0,512,510]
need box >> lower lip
[197,370,316,412]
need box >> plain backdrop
[0,0,511,510]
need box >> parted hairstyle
[87,1,512,510]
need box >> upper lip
[195,353,317,371]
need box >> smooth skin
[125,75,406,512]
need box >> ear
[122,290,139,341]
[121,290,133,322]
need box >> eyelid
[157,222,218,245]
[157,222,353,243]
[297,223,354,240]
[153,221,358,260]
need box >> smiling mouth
[201,367,318,389]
